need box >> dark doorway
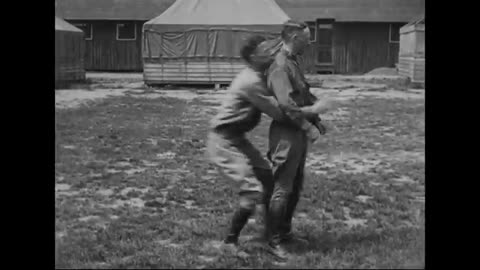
[312,19,335,74]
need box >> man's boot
[224,207,253,245]
[279,181,307,245]
[267,199,290,261]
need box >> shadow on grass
[240,227,385,255]
[287,229,384,255]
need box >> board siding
[143,59,246,84]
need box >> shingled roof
[55,0,424,22]
[55,0,176,21]
[276,0,425,22]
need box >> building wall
[63,20,405,74]
[302,22,404,74]
[55,30,85,84]
[398,24,425,83]
[67,20,145,71]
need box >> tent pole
[206,29,212,84]
[160,33,164,82]
[147,32,152,60]
[146,31,153,83]
[230,28,234,80]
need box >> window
[389,24,400,43]
[73,23,92,40]
[317,24,333,46]
[117,22,136,40]
[318,23,333,29]
[307,22,316,42]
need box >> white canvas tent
[142,0,290,86]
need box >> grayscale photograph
[55,0,425,268]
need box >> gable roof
[55,16,83,32]
[275,0,425,22]
[55,0,424,23]
[55,0,176,21]
[405,15,425,26]
[145,0,289,26]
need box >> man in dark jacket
[265,20,332,260]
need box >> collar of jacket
[280,46,297,61]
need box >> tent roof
[275,0,425,22]
[55,16,83,32]
[145,0,290,25]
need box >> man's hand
[306,125,320,143]
[310,98,337,114]
[313,121,327,135]
[300,98,337,115]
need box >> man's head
[240,35,275,71]
[281,20,311,55]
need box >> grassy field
[55,88,425,269]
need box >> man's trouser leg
[280,150,307,238]
[206,131,273,243]
[230,167,274,242]
[266,122,307,246]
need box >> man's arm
[244,86,313,129]
[244,89,289,122]
[303,82,328,134]
[305,82,318,104]
[268,67,314,130]
[247,90,327,135]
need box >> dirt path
[55,86,424,110]
[56,72,424,110]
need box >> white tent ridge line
[144,0,290,26]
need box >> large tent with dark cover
[55,16,85,87]
[142,0,290,86]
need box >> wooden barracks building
[55,0,424,74]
